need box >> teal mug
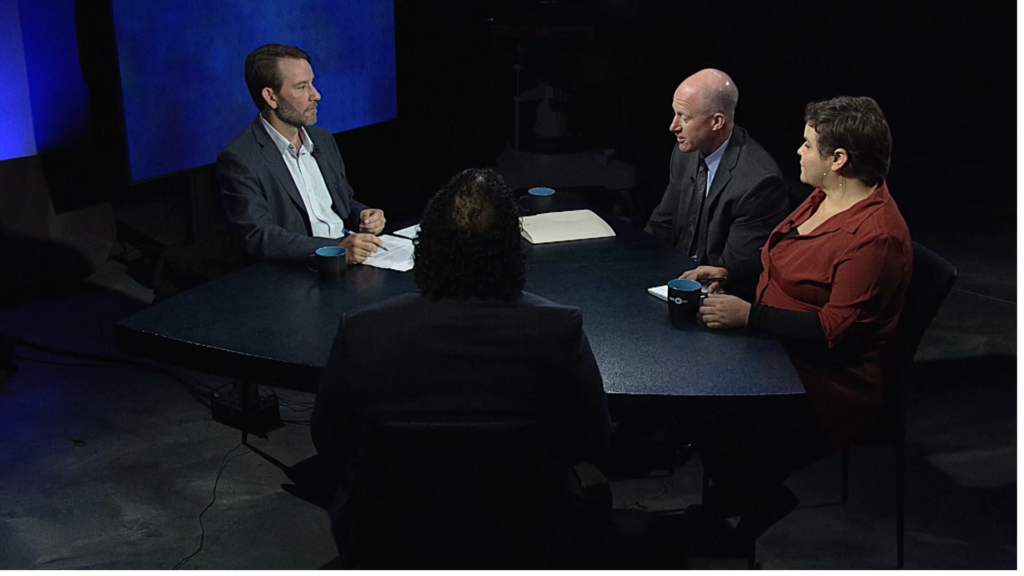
[307,246,348,283]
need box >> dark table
[117,210,803,421]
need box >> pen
[695,277,727,283]
[343,228,388,251]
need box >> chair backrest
[872,242,957,439]
[893,242,959,368]
[347,418,564,569]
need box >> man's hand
[358,208,386,235]
[700,294,751,330]
[337,233,383,264]
[680,265,729,294]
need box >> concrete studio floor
[0,232,1015,569]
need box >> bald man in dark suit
[646,69,787,294]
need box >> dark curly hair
[414,169,526,301]
[805,96,891,187]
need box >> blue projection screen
[110,0,396,183]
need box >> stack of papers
[520,209,616,244]
[647,285,669,301]
[363,234,415,272]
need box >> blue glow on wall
[19,0,90,153]
[0,0,37,161]
[110,0,397,183]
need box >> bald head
[676,68,739,125]
[669,69,738,155]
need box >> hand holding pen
[336,229,385,264]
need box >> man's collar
[258,114,314,156]
[704,129,733,164]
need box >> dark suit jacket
[216,117,369,262]
[311,291,612,475]
[311,291,612,558]
[645,126,787,272]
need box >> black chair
[699,242,958,569]
[841,242,958,568]
[340,418,592,569]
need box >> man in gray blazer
[646,69,787,286]
[217,44,385,264]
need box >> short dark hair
[244,44,310,111]
[805,96,892,187]
[413,169,526,301]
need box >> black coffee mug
[667,278,702,328]
[307,246,348,283]
[517,187,555,214]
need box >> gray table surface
[117,210,804,418]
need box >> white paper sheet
[393,223,420,239]
[647,285,668,302]
[363,234,415,272]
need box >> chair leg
[737,501,758,569]
[841,448,850,505]
[896,440,905,569]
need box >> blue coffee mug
[519,187,556,213]
[307,246,348,282]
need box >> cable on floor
[6,336,315,423]
[172,437,269,569]
[214,380,314,424]
[2,337,310,566]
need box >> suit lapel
[252,119,306,213]
[674,152,701,247]
[703,129,743,218]
[696,128,743,254]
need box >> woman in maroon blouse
[683,96,912,538]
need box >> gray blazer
[216,118,370,262]
[645,125,787,271]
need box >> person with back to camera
[682,96,913,540]
[311,168,612,565]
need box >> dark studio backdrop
[365,0,1016,239]
[0,0,1016,294]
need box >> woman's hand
[680,265,729,294]
[700,294,751,329]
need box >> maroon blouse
[755,182,913,448]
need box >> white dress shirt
[259,115,345,239]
